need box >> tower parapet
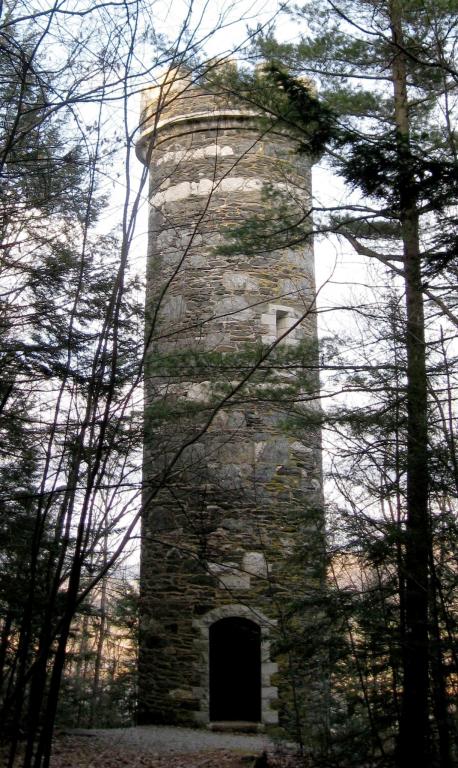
[137,65,326,748]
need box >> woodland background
[0,0,457,767]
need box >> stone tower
[136,67,326,747]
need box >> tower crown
[137,64,264,164]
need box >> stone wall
[137,67,327,750]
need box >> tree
[59,567,138,729]
[202,2,457,764]
[0,4,144,765]
[0,2,302,766]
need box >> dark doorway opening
[209,616,261,722]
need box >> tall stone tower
[136,67,326,748]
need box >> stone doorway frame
[192,604,279,727]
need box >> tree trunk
[429,555,452,768]
[90,541,109,728]
[0,610,13,699]
[389,3,430,767]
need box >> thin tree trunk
[32,621,71,768]
[389,3,430,766]
[429,554,452,768]
[0,610,13,699]
[90,544,109,728]
[75,613,91,728]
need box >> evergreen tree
[203,2,457,764]
[0,9,143,766]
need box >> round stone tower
[136,66,326,747]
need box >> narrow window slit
[276,309,291,338]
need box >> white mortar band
[152,176,262,205]
[152,177,287,205]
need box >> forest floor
[2,727,303,768]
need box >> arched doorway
[209,616,261,722]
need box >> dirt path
[47,727,300,768]
[73,725,274,754]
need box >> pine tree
[251,4,457,762]
[204,2,457,764]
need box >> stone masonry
[136,67,327,750]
